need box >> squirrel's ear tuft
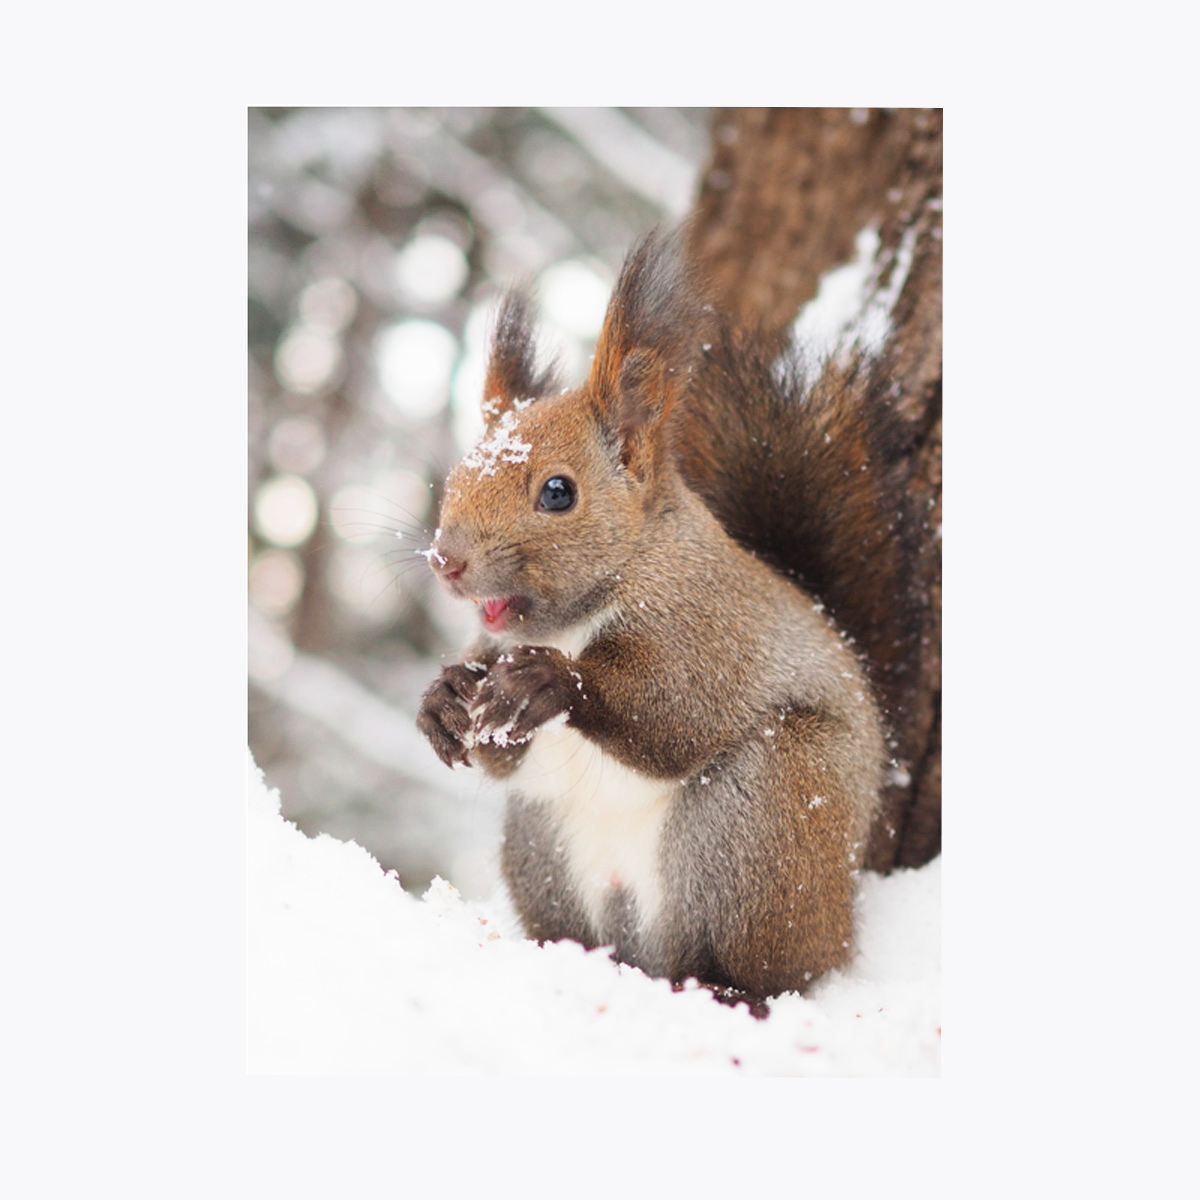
[587,227,711,477]
[613,348,668,474]
[481,288,560,427]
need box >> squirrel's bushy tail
[674,324,928,760]
[596,228,929,787]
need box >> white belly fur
[508,722,676,936]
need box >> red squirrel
[417,229,911,1004]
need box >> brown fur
[674,329,927,758]
[417,230,893,1004]
[481,289,560,419]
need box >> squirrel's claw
[417,664,485,769]
[472,645,573,746]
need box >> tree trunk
[685,108,942,871]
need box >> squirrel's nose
[431,550,467,581]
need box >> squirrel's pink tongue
[484,598,509,623]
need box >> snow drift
[247,751,940,1074]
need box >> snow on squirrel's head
[427,230,710,642]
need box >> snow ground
[248,751,940,1075]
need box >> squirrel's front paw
[417,662,486,768]
[472,646,579,748]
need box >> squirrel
[417,228,920,1006]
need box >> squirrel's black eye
[537,476,576,513]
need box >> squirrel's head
[428,230,709,644]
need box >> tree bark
[685,108,942,871]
